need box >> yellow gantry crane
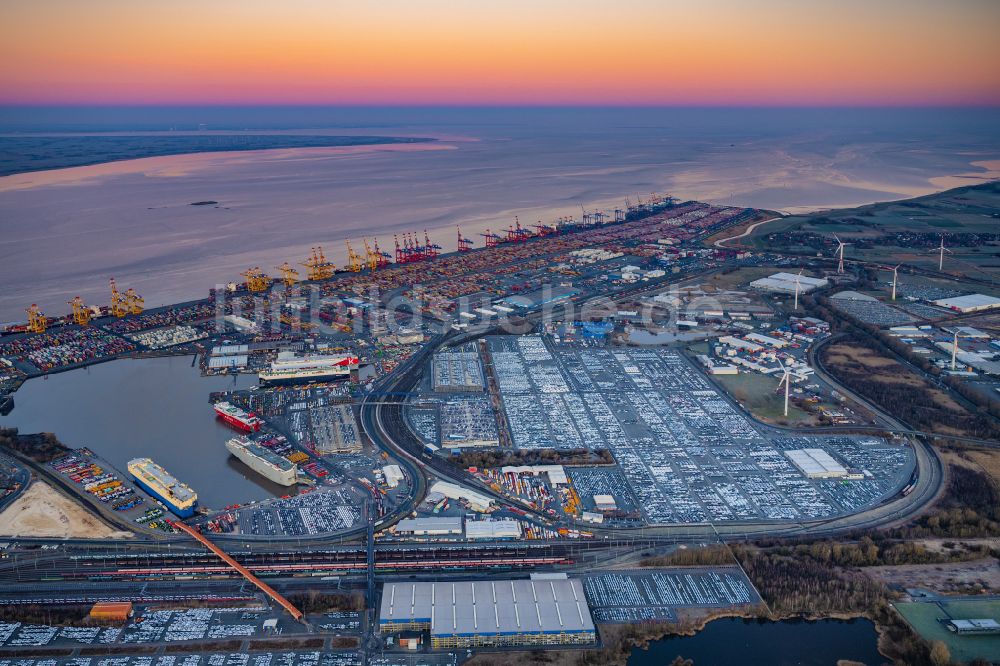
[124,288,144,315]
[109,278,129,318]
[68,296,91,326]
[26,304,47,333]
[345,240,363,273]
[110,278,143,317]
[241,267,271,293]
[363,238,379,272]
[302,246,335,281]
[274,262,300,287]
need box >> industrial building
[593,494,617,511]
[750,272,828,294]
[379,577,596,648]
[499,465,569,485]
[932,293,1000,313]
[946,618,1000,635]
[430,481,494,512]
[785,449,848,479]
[465,519,522,540]
[89,602,133,622]
[431,343,485,392]
[382,464,405,488]
[394,517,463,536]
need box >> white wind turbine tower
[776,358,792,417]
[890,265,901,301]
[931,235,952,271]
[833,234,850,273]
[793,269,803,310]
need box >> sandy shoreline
[0,141,458,192]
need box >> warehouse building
[933,293,1000,314]
[465,519,522,540]
[382,464,405,488]
[750,272,829,294]
[430,481,494,512]
[499,465,569,485]
[785,448,848,479]
[394,517,463,537]
[379,577,596,648]
[947,618,1000,635]
[89,602,133,622]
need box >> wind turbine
[776,358,792,417]
[890,265,901,301]
[793,269,803,310]
[930,235,952,271]
[833,235,850,274]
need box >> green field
[744,182,1000,279]
[895,599,1000,664]
[711,371,817,425]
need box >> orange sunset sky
[1,0,999,106]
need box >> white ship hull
[225,440,298,486]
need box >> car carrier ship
[258,352,359,385]
[127,458,198,518]
[225,437,300,486]
[213,401,262,432]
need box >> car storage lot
[583,567,761,623]
[488,335,914,525]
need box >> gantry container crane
[109,278,129,318]
[26,304,47,333]
[275,262,300,287]
[345,240,364,272]
[241,267,271,292]
[302,246,335,281]
[68,297,91,326]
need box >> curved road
[359,326,945,544]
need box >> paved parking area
[583,567,760,623]
[236,489,361,537]
[488,335,915,524]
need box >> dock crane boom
[68,297,91,326]
[26,304,47,333]
[109,278,129,318]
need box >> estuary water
[0,355,287,508]
[0,106,998,321]
[629,617,884,666]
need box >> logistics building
[465,519,522,540]
[394,517,463,536]
[750,272,828,294]
[379,577,596,648]
[932,293,1000,313]
[89,602,133,622]
[785,448,848,479]
[429,481,494,512]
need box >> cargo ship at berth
[214,401,262,432]
[127,458,198,518]
[258,353,360,385]
[225,437,300,486]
